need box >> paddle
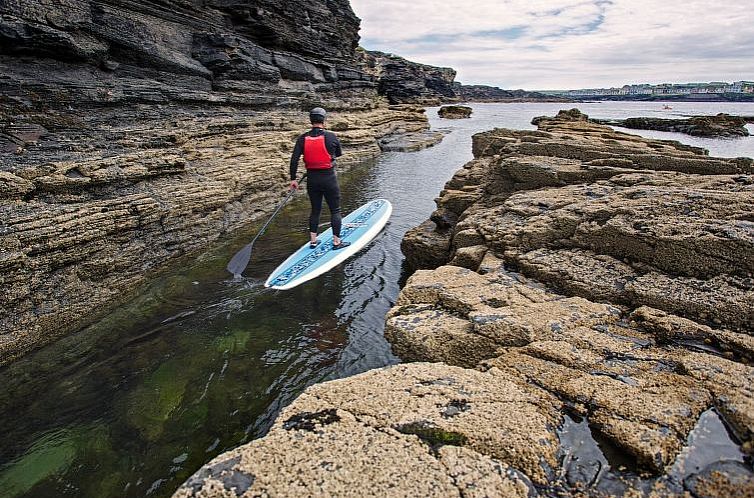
[226,174,307,277]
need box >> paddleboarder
[289,107,350,250]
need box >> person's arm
[331,133,343,158]
[289,134,305,180]
[325,132,343,168]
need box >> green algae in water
[122,360,191,441]
[213,327,255,354]
[0,430,77,496]
[0,425,111,498]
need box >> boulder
[438,105,472,119]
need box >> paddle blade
[227,242,254,277]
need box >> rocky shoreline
[5,0,754,495]
[179,109,754,497]
[592,113,753,138]
[0,102,433,365]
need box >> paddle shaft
[227,174,307,277]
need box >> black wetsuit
[289,128,344,236]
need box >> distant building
[547,80,754,97]
[735,81,754,93]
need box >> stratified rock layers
[358,50,457,104]
[0,106,430,363]
[0,0,434,362]
[179,110,754,497]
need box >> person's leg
[323,174,343,245]
[307,178,324,245]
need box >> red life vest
[303,134,332,170]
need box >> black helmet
[309,107,327,124]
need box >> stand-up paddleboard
[265,199,392,290]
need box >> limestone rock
[449,244,487,270]
[385,305,502,367]
[174,363,557,497]
[389,109,754,496]
[403,110,754,333]
[400,220,452,270]
[378,130,444,152]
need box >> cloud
[349,0,754,89]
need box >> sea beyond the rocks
[462,101,754,158]
[1,101,753,498]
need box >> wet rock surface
[593,113,752,138]
[182,109,754,497]
[378,123,445,152]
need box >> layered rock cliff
[179,110,754,497]
[353,51,567,104]
[0,0,433,363]
[357,50,457,104]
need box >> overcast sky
[349,0,754,90]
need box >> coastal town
[547,80,754,97]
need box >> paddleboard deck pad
[265,199,392,290]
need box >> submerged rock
[378,130,445,152]
[684,461,754,498]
